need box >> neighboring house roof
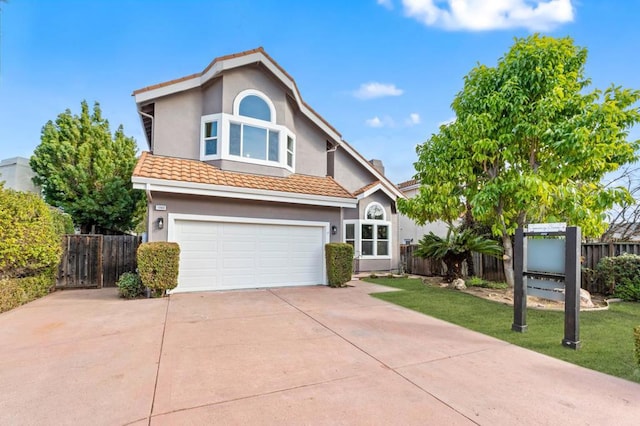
[397,179,418,190]
[132,47,405,201]
[133,152,357,208]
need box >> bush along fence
[401,242,640,293]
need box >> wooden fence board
[57,235,141,289]
[402,242,640,294]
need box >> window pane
[377,241,389,256]
[362,224,373,240]
[287,152,293,167]
[366,204,384,220]
[230,123,241,156]
[243,126,267,159]
[287,136,294,151]
[205,121,217,138]
[239,95,271,121]
[377,225,388,240]
[345,223,355,239]
[268,130,279,161]
[205,139,217,156]
[362,241,374,256]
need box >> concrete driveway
[1,280,639,425]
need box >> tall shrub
[137,242,180,296]
[0,186,61,277]
[596,254,640,301]
[325,243,353,288]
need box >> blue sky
[0,0,638,184]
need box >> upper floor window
[200,89,295,171]
[239,95,272,121]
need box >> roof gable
[132,47,404,200]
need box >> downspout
[138,110,154,152]
[145,183,153,242]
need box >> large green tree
[399,35,640,287]
[31,101,145,234]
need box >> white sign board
[526,222,567,233]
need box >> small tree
[415,227,502,282]
[30,101,145,233]
[399,34,640,287]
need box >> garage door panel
[173,219,325,292]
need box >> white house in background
[0,157,41,194]
[397,179,449,244]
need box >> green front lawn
[365,277,640,383]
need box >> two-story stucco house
[131,48,404,293]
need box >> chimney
[369,159,384,175]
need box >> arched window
[365,202,385,220]
[200,89,294,171]
[239,95,271,121]
[344,201,391,259]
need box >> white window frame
[344,215,391,260]
[200,90,295,172]
[365,201,386,221]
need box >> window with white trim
[344,202,391,259]
[200,89,295,172]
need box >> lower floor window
[344,220,390,258]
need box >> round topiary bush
[137,242,180,296]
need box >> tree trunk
[502,235,515,288]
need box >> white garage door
[170,217,327,292]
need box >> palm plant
[416,227,503,282]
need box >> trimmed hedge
[596,254,640,301]
[0,266,56,313]
[325,243,354,288]
[137,242,180,296]
[0,187,61,277]
[635,326,640,367]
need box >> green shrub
[596,254,640,301]
[0,266,56,313]
[0,186,62,277]
[467,276,509,289]
[635,326,640,366]
[325,243,353,288]
[137,242,180,296]
[116,272,143,299]
[50,208,75,235]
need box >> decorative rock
[450,278,466,290]
[580,288,595,309]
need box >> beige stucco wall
[333,148,377,194]
[153,88,202,159]
[147,192,344,243]
[398,186,450,244]
[0,157,41,194]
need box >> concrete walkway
[1,280,639,425]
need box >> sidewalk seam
[148,297,171,426]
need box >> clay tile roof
[353,181,381,196]
[397,179,418,189]
[133,152,355,199]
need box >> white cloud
[401,0,574,31]
[354,82,404,100]
[366,115,395,128]
[377,0,394,10]
[405,112,421,126]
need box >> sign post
[512,223,581,350]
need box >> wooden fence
[57,235,141,289]
[401,242,640,293]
